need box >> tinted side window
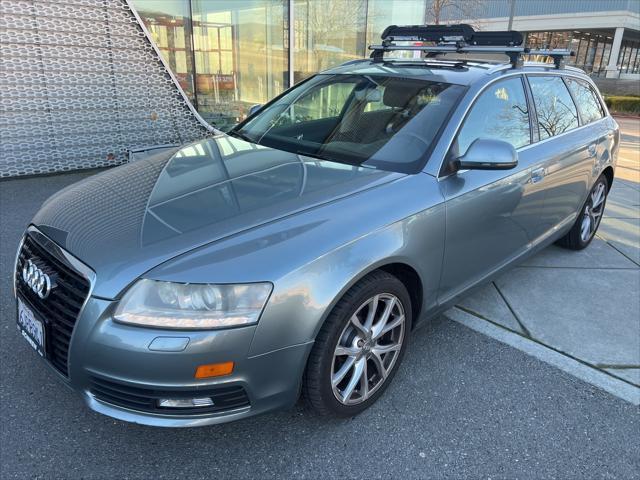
[528,76,579,139]
[564,78,604,124]
[456,77,530,156]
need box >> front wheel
[303,271,412,417]
[557,174,609,250]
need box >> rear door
[525,74,602,233]
[563,76,611,181]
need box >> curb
[446,307,640,406]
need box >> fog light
[195,361,234,378]
[158,397,214,408]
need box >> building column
[605,27,625,78]
[287,0,295,88]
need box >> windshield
[230,74,465,173]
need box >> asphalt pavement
[1,152,640,479]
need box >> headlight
[114,279,272,330]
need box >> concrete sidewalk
[449,117,640,401]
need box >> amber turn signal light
[195,361,234,379]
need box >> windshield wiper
[295,150,362,166]
[294,150,334,162]
[227,130,257,144]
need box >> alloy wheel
[330,293,406,405]
[580,180,607,243]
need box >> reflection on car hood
[32,135,403,298]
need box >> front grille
[89,376,251,415]
[15,233,91,376]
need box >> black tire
[556,173,609,250]
[303,270,412,417]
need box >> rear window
[528,76,579,140]
[564,78,605,124]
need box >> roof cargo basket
[370,24,572,69]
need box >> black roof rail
[370,24,573,69]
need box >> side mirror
[455,138,518,171]
[248,104,263,117]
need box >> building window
[191,0,288,130]
[130,3,639,132]
[523,29,627,77]
[292,0,367,83]
[132,0,196,103]
[365,0,426,48]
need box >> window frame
[522,73,541,143]
[561,76,586,126]
[587,81,607,118]
[443,74,534,173]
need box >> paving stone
[608,180,639,202]
[522,238,636,269]
[604,368,640,387]
[616,167,640,185]
[597,217,640,265]
[604,179,640,217]
[456,283,524,334]
[612,178,640,193]
[605,183,640,219]
[495,267,640,366]
[617,155,640,167]
[604,200,640,219]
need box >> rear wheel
[303,271,412,417]
[557,174,609,250]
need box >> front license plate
[17,297,45,357]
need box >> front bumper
[32,296,313,427]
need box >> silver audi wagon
[14,25,618,427]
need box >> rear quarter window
[564,77,605,124]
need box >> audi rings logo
[22,259,55,299]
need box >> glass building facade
[525,30,639,77]
[130,1,639,130]
[131,0,425,129]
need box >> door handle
[588,143,597,157]
[530,167,545,184]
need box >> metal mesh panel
[0,0,212,177]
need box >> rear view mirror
[455,138,518,171]
[354,88,382,103]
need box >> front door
[438,76,545,302]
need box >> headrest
[383,82,423,108]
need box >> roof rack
[370,24,574,69]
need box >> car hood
[32,135,403,298]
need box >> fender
[247,202,446,356]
